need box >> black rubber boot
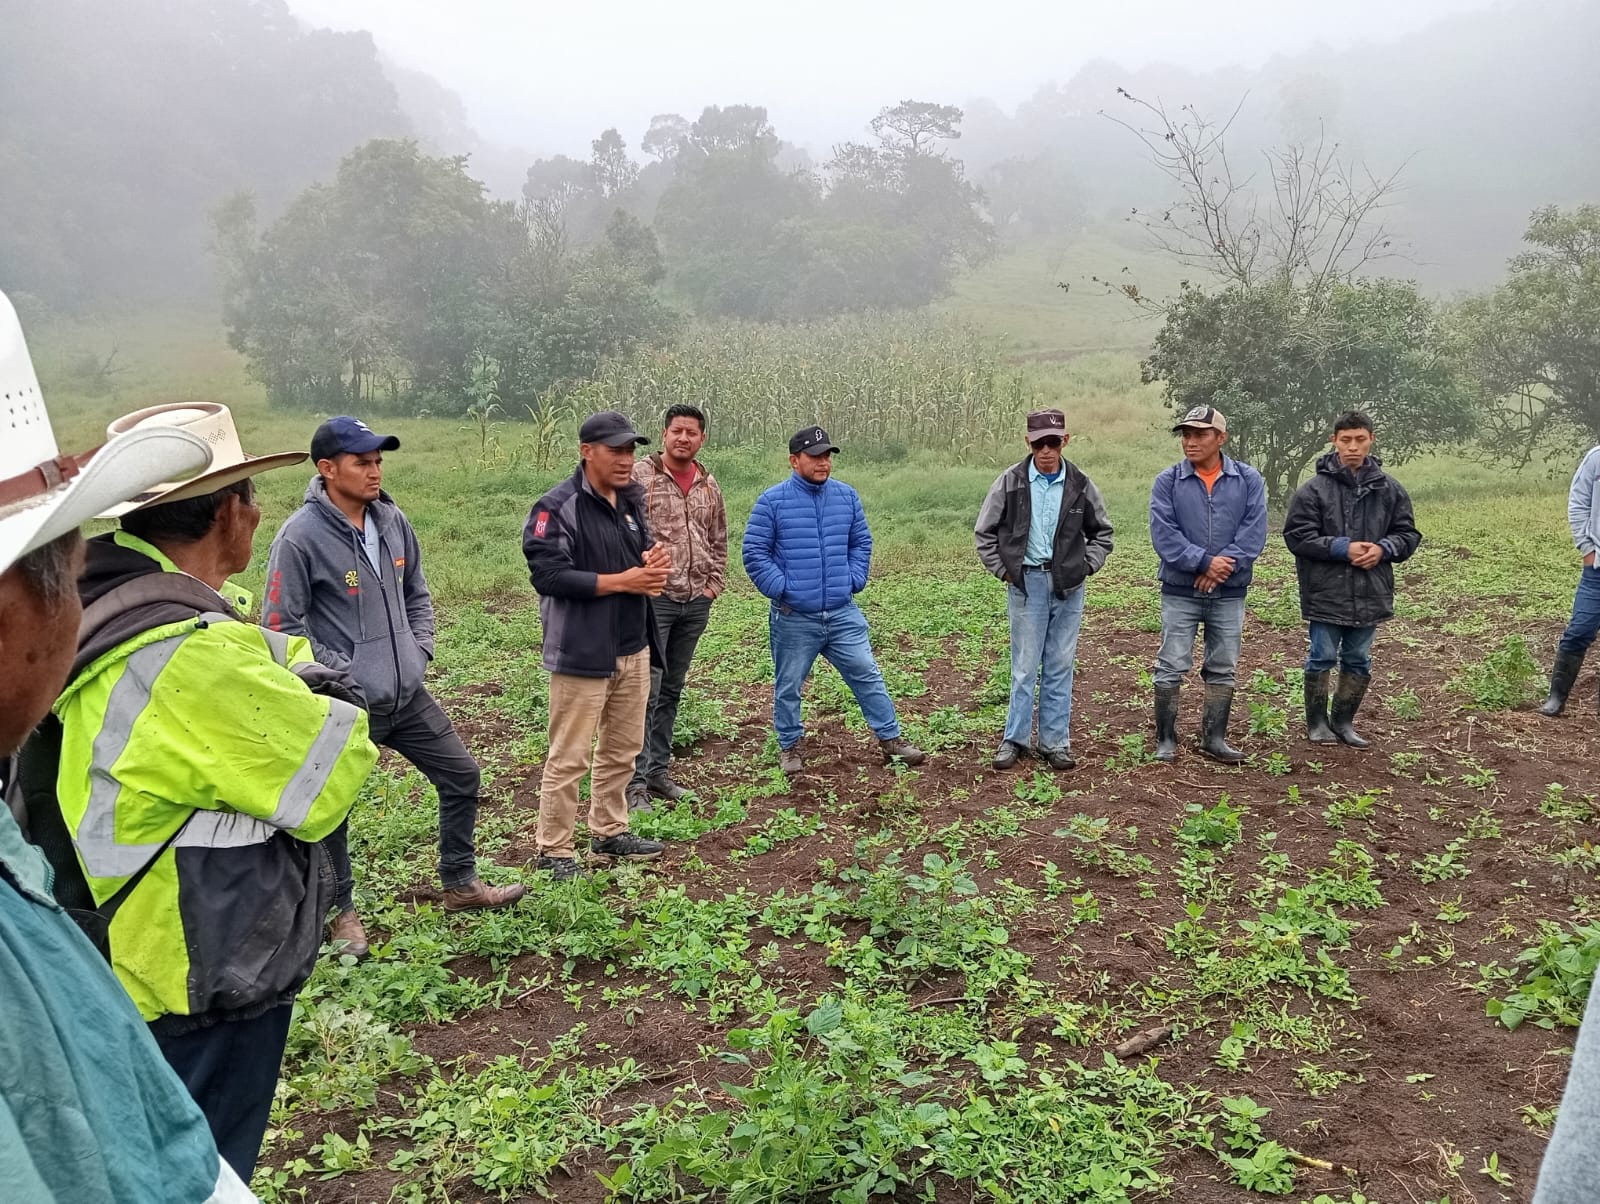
[1329,672,1372,748]
[1198,684,1246,763]
[1540,649,1584,717]
[1153,685,1180,763]
[1304,669,1338,744]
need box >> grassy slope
[938,227,1185,359]
[18,265,1592,1204]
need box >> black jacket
[974,457,1115,598]
[1283,451,1422,626]
[523,464,665,677]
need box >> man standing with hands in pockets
[524,411,671,880]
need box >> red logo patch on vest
[533,511,550,538]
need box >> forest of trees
[6,0,1600,311]
[519,101,992,321]
[5,0,1600,483]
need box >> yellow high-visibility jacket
[54,534,378,1025]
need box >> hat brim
[100,450,310,517]
[315,433,401,460]
[1171,422,1223,434]
[0,427,214,574]
[794,443,840,456]
[592,434,649,448]
[1026,431,1066,444]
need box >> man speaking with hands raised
[524,411,671,880]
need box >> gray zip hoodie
[265,477,435,717]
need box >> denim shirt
[1026,461,1064,565]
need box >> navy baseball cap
[789,425,840,456]
[310,416,401,462]
[579,410,648,448]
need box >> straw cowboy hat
[0,291,215,576]
[99,402,308,517]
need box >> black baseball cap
[789,425,840,456]
[579,410,648,448]
[310,415,401,462]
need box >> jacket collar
[1027,459,1065,484]
[78,531,248,615]
[1175,454,1241,481]
[304,474,396,531]
[645,453,706,485]
[1010,455,1075,484]
[789,470,828,494]
[574,461,644,509]
[1315,450,1387,487]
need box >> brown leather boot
[328,909,369,961]
[880,737,927,766]
[442,878,526,912]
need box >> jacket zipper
[1205,472,1215,585]
[812,481,828,609]
[365,516,404,717]
[651,463,698,598]
[681,472,695,588]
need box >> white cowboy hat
[0,291,215,576]
[99,402,308,516]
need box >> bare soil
[281,606,1597,1203]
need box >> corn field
[563,313,1033,457]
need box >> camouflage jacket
[633,454,728,603]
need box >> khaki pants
[538,650,651,858]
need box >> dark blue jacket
[1149,455,1268,598]
[523,465,664,678]
[742,473,871,614]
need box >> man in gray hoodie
[266,417,523,957]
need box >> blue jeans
[1155,593,1245,688]
[1306,622,1377,675]
[1557,565,1600,657]
[769,602,900,749]
[1004,571,1085,751]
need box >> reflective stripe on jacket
[54,552,376,1024]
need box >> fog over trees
[3,0,1598,310]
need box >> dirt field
[264,575,1594,1204]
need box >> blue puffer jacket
[742,473,872,614]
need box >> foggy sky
[286,0,1502,158]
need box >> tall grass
[566,313,1034,455]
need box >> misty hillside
[2,0,1596,309]
[0,0,439,304]
[956,0,1600,289]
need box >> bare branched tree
[1095,93,1474,501]
[1103,90,1405,307]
